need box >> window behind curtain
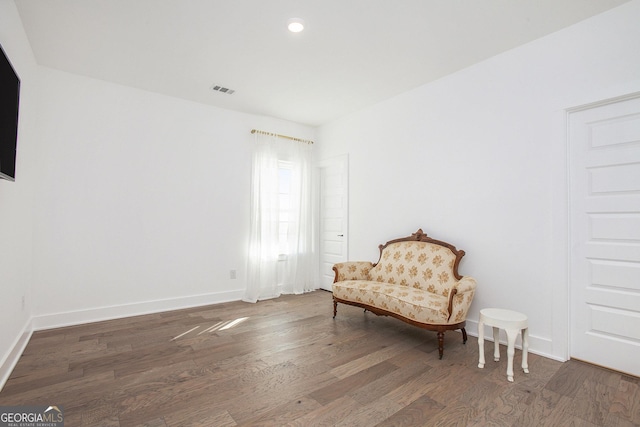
[278,161,292,256]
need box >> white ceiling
[15,0,631,126]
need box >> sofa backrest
[368,240,459,297]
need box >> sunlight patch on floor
[170,317,250,341]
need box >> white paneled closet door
[568,93,640,377]
[318,155,349,291]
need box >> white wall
[30,68,315,328]
[316,0,640,360]
[0,0,40,385]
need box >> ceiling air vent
[211,84,235,95]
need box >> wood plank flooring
[1,290,638,426]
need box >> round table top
[480,308,528,323]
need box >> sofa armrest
[333,262,373,283]
[447,276,477,323]
[455,276,476,294]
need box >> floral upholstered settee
[332,229,477,359]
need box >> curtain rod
[251,129,314,144]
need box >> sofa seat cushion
[333,280,450,324]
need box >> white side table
[477,308,529,382]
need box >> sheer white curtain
[244,132,317,303]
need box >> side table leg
[478,320,485,368]
[522,327,529,374]
[493,327,500,362]
[506,328,517,382]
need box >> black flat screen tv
[0,43,20,181]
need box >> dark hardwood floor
[0,290,638,426]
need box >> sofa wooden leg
[437,331,445,359]
[462,328,468,344]
[333,300,337,319]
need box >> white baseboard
[31,289,245,331]
[0,320,33,392]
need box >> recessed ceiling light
[287,18,304,33]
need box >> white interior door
[568,93,640,377]
[318,155,348,291]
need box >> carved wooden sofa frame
[332,229,476,359]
